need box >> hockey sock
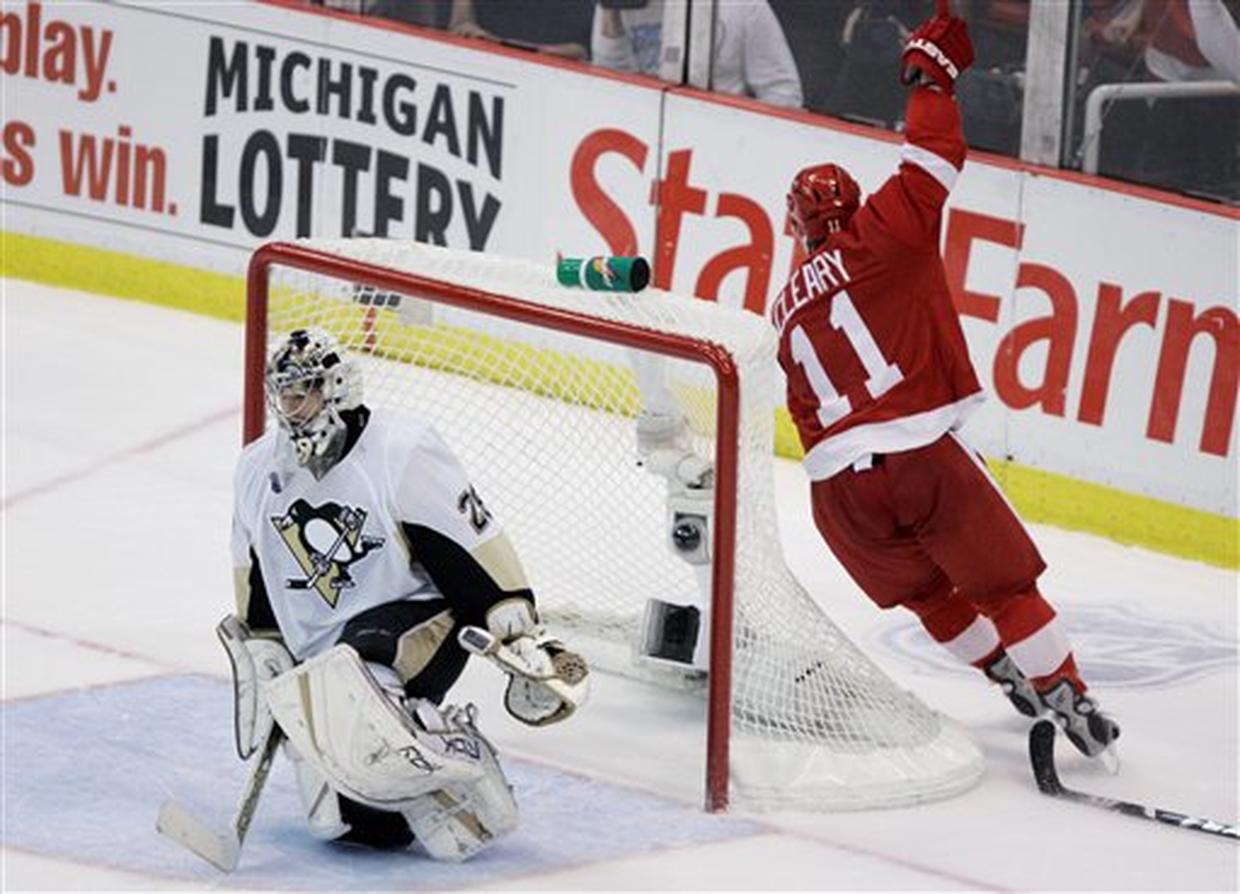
[903,584,1000,668]
[982,586,1086,694]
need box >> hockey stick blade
[156,725,283,871]
[1029,719,1239,841]
[156,799,241,872]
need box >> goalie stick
[1029,719,1239,841]
[156,723,283,871]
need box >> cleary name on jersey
[771,88,984,481]
[232,410,520,659]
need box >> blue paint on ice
[2,675,761,887]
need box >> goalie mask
[787,163,862,251]
[265,328,362,465]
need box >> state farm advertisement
[657,95,1238,517]
[3,0,1236,521]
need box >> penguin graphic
[271,499,384,607]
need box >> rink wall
[2,0,1237,568]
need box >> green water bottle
[556,255,651,292]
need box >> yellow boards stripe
[6,232,1236,570]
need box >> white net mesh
[259,239,983,810]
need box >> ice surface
[2,280,1236,891]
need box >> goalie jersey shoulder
[374,411,501,547]
[232,411,499,550]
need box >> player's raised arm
[856,5,974,248]
[773,0,1117,778]
[901,0,973,92]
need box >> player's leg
[269,601,516,858]
[293,600,465,848]
[812,458,1042,717]
[284,739,413,848]
[898,434,1119,756]
[809,460,943,616]
[901,579,1041,717]
[337,599,469,703]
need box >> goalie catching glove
[900,0,974,93]
[459,599,590,727]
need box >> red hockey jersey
[770,87,983,481]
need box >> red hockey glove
[901,0,974,93]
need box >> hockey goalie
[222,327,590,861]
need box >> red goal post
[244,239,984,814]
[246,240,741,810]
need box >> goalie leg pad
[284,738,352,841]
[400,706,517,862]
[264,645,487,811]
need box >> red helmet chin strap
[787,163,861,250]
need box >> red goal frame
[245,241,741,811]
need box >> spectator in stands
[365,0,445,28]
[818,0,927,126]
[813,0,1029,135]
[307,0,445,28]
[952,0,1029,156]
[1089,0,1240,82]
[1143,0,1240,82]
[1082,0,1239,200]
[959,0,1027,66]
[768,0,852,114]
[592,0,803,108]
[450,0,595,60]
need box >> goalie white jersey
[231,409,523,660]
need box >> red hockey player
[771,1,1119,759]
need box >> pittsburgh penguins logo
[271,499,384,607]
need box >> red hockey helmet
[787,163,861,249]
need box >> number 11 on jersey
[788,290,905,428]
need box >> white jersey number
[788,290,905,428]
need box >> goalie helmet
[787,163,862,250]
[265,328,362,465]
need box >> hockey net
[246,239,983,811]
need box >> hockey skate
[1037,679,1120,759]
[983,651,1040,718]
